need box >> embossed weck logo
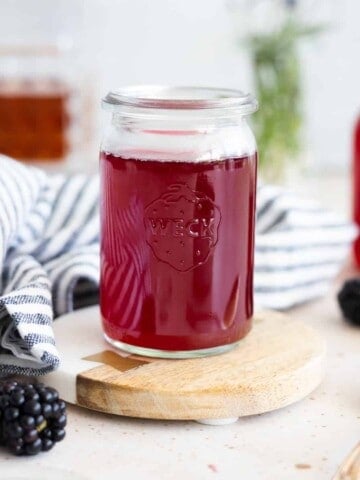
[144,184,221,272]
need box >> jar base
[104,333,240,359]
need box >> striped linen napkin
[0,155,355,375]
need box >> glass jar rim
[102,85,258,116]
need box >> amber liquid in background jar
[100,86,258,358]
[0,78,69,162]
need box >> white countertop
[1,285,359,480]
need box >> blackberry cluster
[0,380,66,455]
[338,278,360,326]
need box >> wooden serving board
[44,306,326,422]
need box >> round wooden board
[43,306,326,421]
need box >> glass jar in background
[0,0,98,172]
[100,86,258,358]
[353,113,360,266]
[0,44,95,171]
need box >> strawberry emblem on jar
[144,184,221,272]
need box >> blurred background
[0,0,359,214]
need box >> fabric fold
[0,155,99,375]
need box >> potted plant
[228,0,325,182]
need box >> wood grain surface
[42,307,327,420]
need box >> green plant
[246,20,324,180]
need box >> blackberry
[0,380,67,456]
[337,278,360,326]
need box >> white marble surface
[1,288,359,480]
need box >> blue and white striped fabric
[0,156,99,376]
[254,184,355,309]
[0,155,355,376]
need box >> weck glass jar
[100,86,258,358]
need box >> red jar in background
[353,115,360,266]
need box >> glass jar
[100,86,258,358]
[353,114,360,266]
[0,45,69,163]
[0,44,95,172]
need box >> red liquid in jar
[100,152,257,351]
[353,116,360,266]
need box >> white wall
[300,1,360,173]
[79,0,360,173]
[1,0,360,172]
